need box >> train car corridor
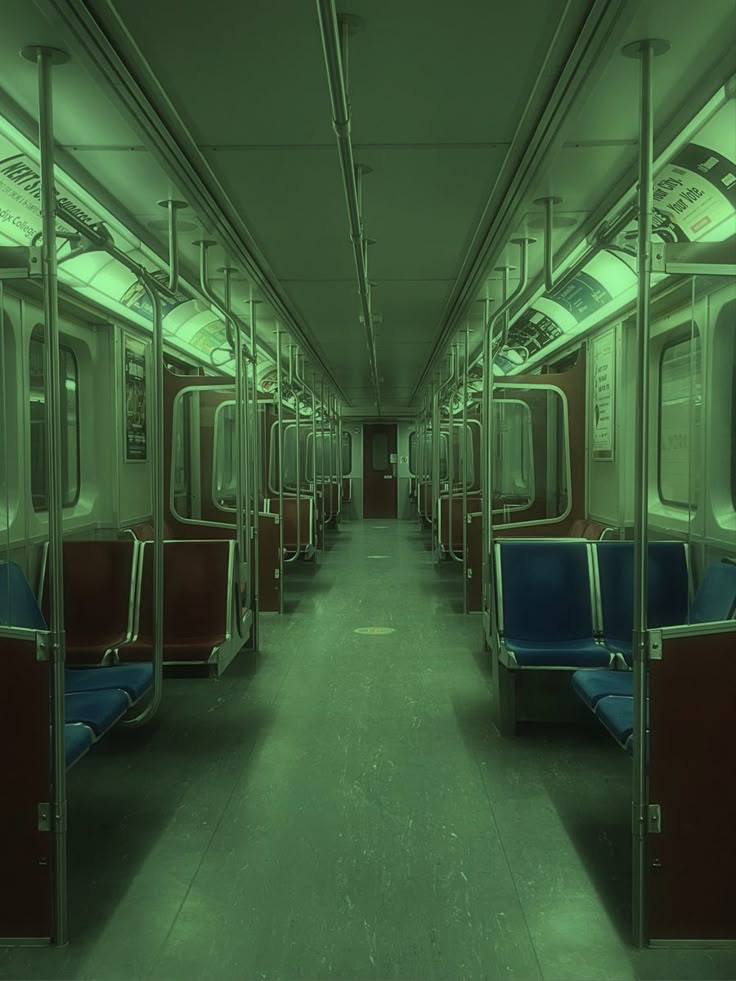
[1,521,733,981]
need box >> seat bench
[571,559,736,753]
[2,558,154,768]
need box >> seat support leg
[496,662,517,737]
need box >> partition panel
[0,632,52,940]
[647,624,736,941]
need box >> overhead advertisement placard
[0,146,99,244]
[592,328,616,461]
[123,334,147,462]
[651,142,736,243]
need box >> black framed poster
[123,334,147,462]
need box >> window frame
[29,326,81,513]
[657,329,702,511]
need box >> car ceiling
[1,0,735,415]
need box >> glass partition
[492,384,569,526]
[305,430,343,482]
[268,420,312,493]
[413,430,448,480]
[441,421,477,488]
[171,386,235,524]
[29,326,80,511]
[213,401,237,509]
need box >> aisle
[153,519,542,979]
[2,521,734,981]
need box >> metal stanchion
[623,35,670,950]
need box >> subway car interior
[1,0,735,978]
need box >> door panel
[363,424,398,518]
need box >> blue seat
[595,542,690,661]
[571,669,633,709]
[687,561,736,623]
[497,541,612,668]
[0,560,47,630]
[65,689,131,738]
[595,695,634,751]
[65,664,153,702]
[65,723,94,768]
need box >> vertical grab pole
[330,392,336,523]
[320,377,326,546]
[337,400,343,525]
[311,372,318,548]
[125,278,164,728]
[249,290,260,649]
[223,269,245,598]
[462,327,470,610]
[28,43,69,946]
[448,350,455,560]
[276,328,285,610]
[623,36,669,950]
[480,293,491,633]
[292,347,302,558]
[432,372,440,560]
[448,344,463,563]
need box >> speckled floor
[1,520,734,980]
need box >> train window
[29,327,80,511]
[658,333,702,509]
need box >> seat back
[584,520,612,540]
[595,541,690,643]
[0,561,47,630]
[688,561,736,624]
[496,541,595,642]
[41,540,137,646]
[265,496,313,549]
[135,540,233,646]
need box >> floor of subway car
[2,521,735,981]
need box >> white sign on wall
[592,329,616,461]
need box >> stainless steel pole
[28,43,69,946]
[448,345,463,563]
[284,346,301,564]
[462,327,470,610]
[276,328,285,609]
[126,278,164,728]
[249,291,259,650]
[624,35,669,950]
[320,377,326,546]
[223,269,245,590]
[311,373,318,546]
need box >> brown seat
[122,540,234,664]
[130,519,173,541]
[569,518,588,537]
[264,496,314,552]
[584,520,612,541]
[40,540,137,665]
